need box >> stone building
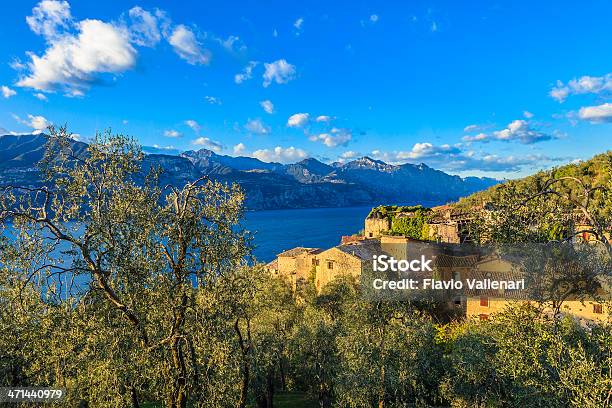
[313,239,381,291]
[425,205,473,243]
[267,247,322,290]
[364,212,391,238]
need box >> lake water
[1,206,373,264]
[243,206,372,262]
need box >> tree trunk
[266,371,274,408]
[279,359,286,391]
[235,319,251,408]
[130,386,140,408]
[378,324,386,408]
[171,338,187,408]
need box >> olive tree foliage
[287,276,445,408]
[335,300,444,408]
[288,276,358,408]
[440,304,612,408]
[0,127,251,407]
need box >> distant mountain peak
[343,156,395,171]
[181,148,216,159]
[357,156,385,164]
[297,157,323,165]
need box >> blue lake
[243,206,372,262]
[2,206,373,264]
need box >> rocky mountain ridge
[0,134,500,210]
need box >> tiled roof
[277,247,321,258]
[336,239,382,261]
[433,254,480,268]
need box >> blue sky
[1,0,611,178]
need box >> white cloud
[164,129,182,138]
[464,120,553,144]
[431,21,438,32]
[142,144,179,155]
[293,17,304,33]
[451,154,556,172]
[245,118,271,135]
[523,110,534,119]
[308,128,352,147]
[204,95,221,105]
[185,119,201,133]
[492,120,553,144]
[397,142,461,160]
[462,133,488,142]
[578,103,612,123]
[26,0,72,40]
[1,86,17,98]
[550,73,612,102]
[463,124,481,133]
[15,3,242,95]
[234,61,258,84]
[260,100,274,114]
[263,59,296,87]
[287,113,310,127]
[34,92,48,101]
[168,25,210,65]
[340,151,359,159]
[252,146,307,163]
[192,136,222,152]
[369,14,379,23]
[233,142,246,155]
[550,84,569,103]
[13,113,52,131]
[217,35,246,54]
[17,17,137,94]
[126,6,163,47]
[370,142,562,173]
[10,59,26,71]
[316,115,332,123]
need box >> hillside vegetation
[456,152,612,214]
[452,152,612,245]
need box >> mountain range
[0,134,499,210]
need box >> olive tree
[0,126,250,407]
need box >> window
[369,232,373,238]
[327,261,334,270]
[452,271,461,281]
[479,314,489,321]
[312,258,319,266]
[480,297,489,307]
[593,303,603,314]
